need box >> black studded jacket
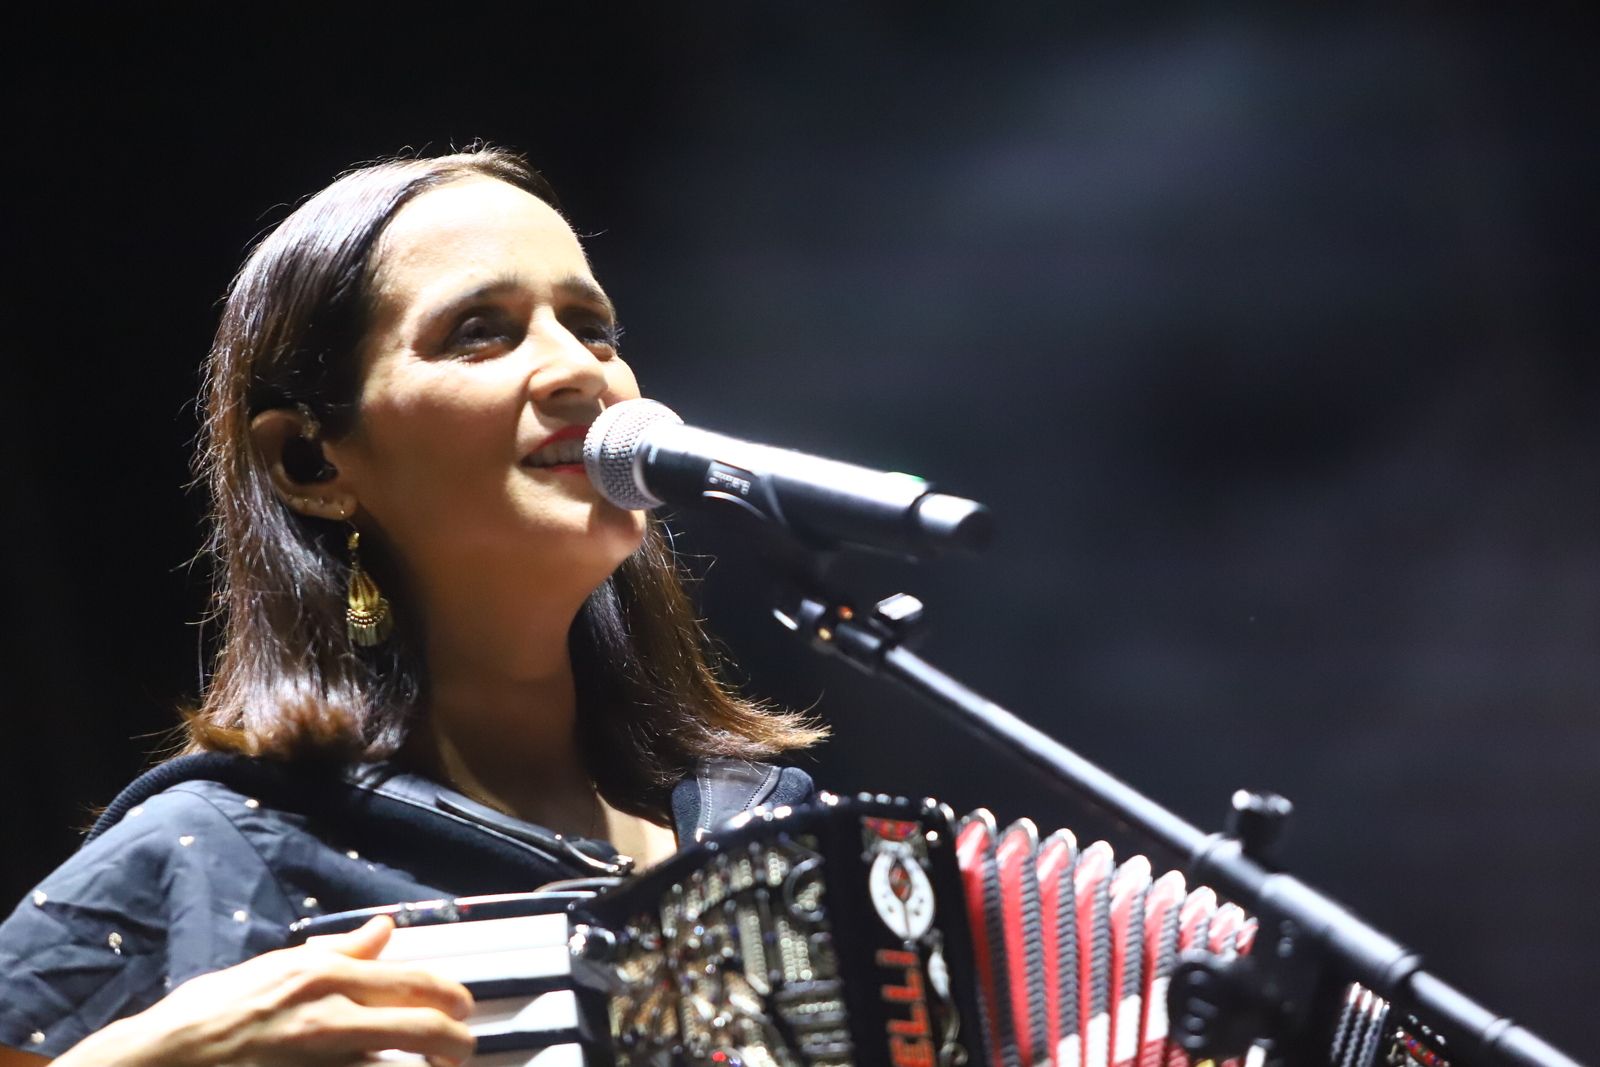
[0,753,815,1057]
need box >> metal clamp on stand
[1168,792,1339,1065]
[774,584,928,669]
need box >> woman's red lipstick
[522,424,591,473]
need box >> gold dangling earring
[345,529,393,647]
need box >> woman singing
[0,147,822,1065]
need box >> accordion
[292,793,1445,1067]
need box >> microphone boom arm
[768,562,1577,1067]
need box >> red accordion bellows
[956,810,1258,1067]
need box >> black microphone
[582,399,993,558]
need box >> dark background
[5,5,1595,1055]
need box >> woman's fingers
[286,916,471,1020]
[316,914,395,960]
[60,927,478,1067]
[295,957,473,1020]
[283,1002,475,1065]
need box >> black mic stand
[757,544,1577,1067]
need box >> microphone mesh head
[583,398,683,509]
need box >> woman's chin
[588,495,649,541]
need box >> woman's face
[323,176,646,610]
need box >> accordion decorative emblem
[589,798,975,1067]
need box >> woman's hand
[53,916,474,1067]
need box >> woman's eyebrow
[412,276,525,334]
[556,275,618,321]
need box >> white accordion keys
[300,896,590,1067]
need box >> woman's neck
[413,625,604,837]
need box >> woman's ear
[249,407,359,522]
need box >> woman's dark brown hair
[188,147,823,820]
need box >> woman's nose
[524,320,608,408]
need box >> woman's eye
[573,318,624,351]
[447,312,519,354]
